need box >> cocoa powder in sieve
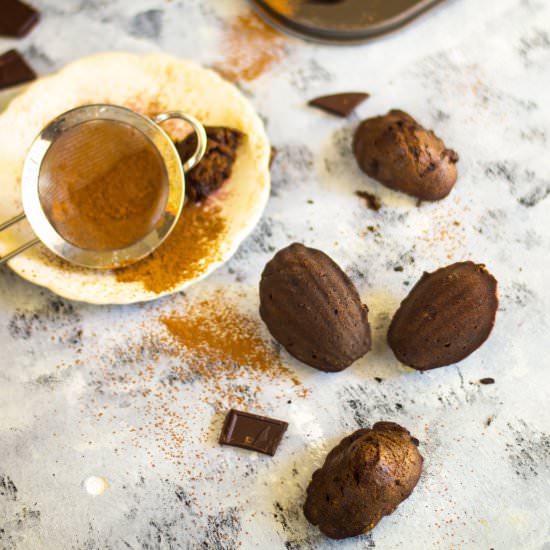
[40,120,168,251]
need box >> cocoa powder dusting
[83,292,305,465]
[214,12,287,82]
[418,199,468,260]
[160,296,302,398]
[115,202,227,293]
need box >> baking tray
[251,0,444,43]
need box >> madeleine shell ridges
[388,261,498,370]
[259,243,371,372]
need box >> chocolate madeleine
[304,422,423,540]
[353,110,459,201]
[259,243,371,372]
[388,262,498,370]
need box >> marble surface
[1,0,550,548]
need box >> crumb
[355,190,382,211]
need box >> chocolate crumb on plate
[309,92,369,117]
[176,126,244,202]
[355,190,382,211]
[0,0,40,38]
[479,377,495,385]
[219,409,288,456]
[0,49,36,91]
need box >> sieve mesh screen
[38,119,169,252]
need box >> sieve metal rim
[2,104,207,269]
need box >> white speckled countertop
[1,1,550,548]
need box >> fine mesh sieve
[0,104,207,269]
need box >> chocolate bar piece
[0,50,36,91]
[0,0,40,38]
[219,409,288,456]
[309,92,369,117]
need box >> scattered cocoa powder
[160,295,303,399]
[417,198,468,260]
[83,291,306,465]
[214,12,287,82]
[115,202,227,293]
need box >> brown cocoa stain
[115,202,227,293]
[214,12,287,82]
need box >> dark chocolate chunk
[479,377,495,385]
[176,126,244,203]
[219,409,288,456]
[309,92,369,117]
[0,0,40,38]
[0,49,36,91]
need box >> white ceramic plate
[0,53,271,304]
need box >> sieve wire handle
[0,212,40,265]
[152,111,207,172]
